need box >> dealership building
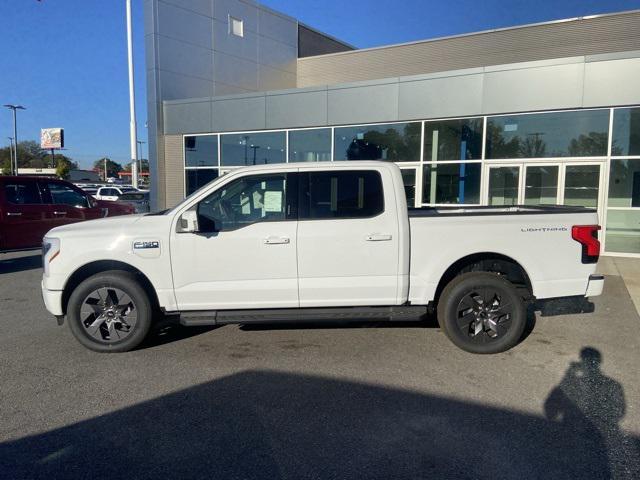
[143,2,640,256]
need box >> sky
[1,0,639,169]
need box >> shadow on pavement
[0,253,42,275]
[536,296,595,316]
[1,348,638,479]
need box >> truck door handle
[6,212,22,217]
[53,211,67,216]
[263,236,290,245]
[366,233,392,241]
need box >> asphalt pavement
[1,250,639,479]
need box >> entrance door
[487,165,521,206]
[484,162,604,217]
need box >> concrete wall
[297,10,640,87]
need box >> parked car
[41,162,604,354]
[118,191,150,213]
[0,176,134,252]
[95,186,138,201]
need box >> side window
[197,173,288,231]
[301,170,384,219]
[46,182,88,208]
[3,181,42,205]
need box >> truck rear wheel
[437,272,526,354]
[67,270,152,353]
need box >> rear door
[0,178,49,250]
[296,168,400,307]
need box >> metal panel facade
[297,11,640,87]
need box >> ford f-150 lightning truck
[41,162,604,354]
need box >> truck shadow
[0,253,42,275]
[1,356,638,479]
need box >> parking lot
[1,250,639,479]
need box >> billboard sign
[41,128,64,149]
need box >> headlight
[42,237,60,276]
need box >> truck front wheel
[437,272,527,354]
[67,271,152,353]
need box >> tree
[93,158,123,180]
[0,140,77,176]
[56,156,77,179]
[123,159,150,173]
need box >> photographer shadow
[545,347,639,479]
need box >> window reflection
[289,129,331,162]
[185,135,218,167]
[221,132,286,166]
[186,169,219,195]
[486,110,609,159]
[424,118,483,161]
[334,123,421,162]
[612,108,640,156]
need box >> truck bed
[408,205,597,217]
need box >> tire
[437,272,526,354]
[67,270,152,353]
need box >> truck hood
[45,214,145,238]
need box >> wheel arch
[433,252,534,306]
[61,260,160,315]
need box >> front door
[170,171,299,310]
[296,168,400,307]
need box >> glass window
[186,169,219,196]
[221,132,286,166]
[400,169,416,207]
[524,166,559,205]
[197,174,287,231]
[288,128,331,162]
[486,110,610,159]
[46,182,88,207]
[605,210,640,254]
[424,118,483,161]
[422,163,481,204]
[608,159,640,208]
[488,166,520,206]
[564,165,600,208]
[334,122,421,162]
[4,181,41,204]
[300,171,384,219]
[185,135,218,167]
[612,108,640,156]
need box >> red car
[0,176,134,252]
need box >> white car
[94,186,138,201]
[41,161,604,354]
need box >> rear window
[300,170,384,219]
[3,181,42,205]
[120,193,146,201]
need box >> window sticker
[264,191,283,212]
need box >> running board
[179,305,427,327]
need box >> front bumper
[585,274,605,297]
[41,281,64,316]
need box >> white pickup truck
[41,162,604,354]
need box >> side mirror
[177,209,199,233]
[87,196,97,208]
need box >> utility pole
[126,0,139,188]
[4,104,25,175]
[104,158,108,182]
[136,140,146,181]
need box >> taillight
[571,225,601,264]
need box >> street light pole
[4,104,25,175]
[7,137,14,174]
[126,0,139,189]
